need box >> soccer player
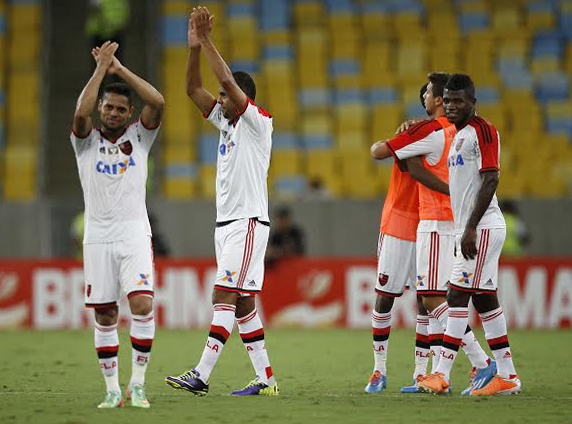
[165,7,278,396]
[383,73,497,394]
[418,74,521,395]
[71,41,164,408]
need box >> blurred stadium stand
[159,0,572,200]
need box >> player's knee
[422,295,446,312]
[375,294,394,313]
[472,293,500,313]
[235,296,255,318]
[446,287,470,307]
[94,306,119,326]
[129,295,153,316]
[417,295,428,315]
[212,288,238,305]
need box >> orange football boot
[417,372,450,395]
[470,375,522,396]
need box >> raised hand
[92,43,123,75]
[192,6,214,43]
[188,12,200,48]
[92,41,118,72]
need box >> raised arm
[370,140,392,160]
[460,171,500,260]
[73,41,117,137]
[186,13,216,115]
[194,7,248,111]
[406,156,449,195]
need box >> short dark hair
[419,83,428,108]
[102,82,133,105]
[444,73,475,100]
[427,72,451,98]
[233,71,256,100]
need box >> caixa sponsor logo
[96,157,136,175]
[448,154,464,167]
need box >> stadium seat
[198,164,216,199]
[525,1,556,31]
[273,175,308,199]
[271,149,304,177]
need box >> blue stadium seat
[535,72,570,102]
[334,89,363,104]
[502,70,534,90]
[406,103,427,119]
[302,135,333,149]
[526,1,555,14]
[546,119,572,138]
[368,88,399,105]
[329,59,361,78]
[478,86,501,103]
[459,12,489,34]
[299,89,331,108]
[273,132,300,149]
[532,30,564,58]
[360,1,392,13]
[325,0,355,13]
[164,163,198,179]
[260,0,289,30]
[274,175,308,197]
[199,134,220,164]
[230,61,259,74]
[263,45,293,60]
[162,15,188,46]
[559,10,572,39]
[227,2,256,17]
[0,13,6,33]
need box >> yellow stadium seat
[163,176,196,199]
[161,1,190,15]
[162,142,196,164]
[302,113,332,136]
[477,104,507,135]
[371,105,403,140]
[3,145,36,200]
[196,164,215,199]
[293,1,323,27]
[361,12,393,40]
[8,33,39,68]
[335,104,368,133]
[336,130,367,150]
[491,8,522,34]
[9,4,41,29]
[305,149,343,195]
[229,34,259,61]
[458,0,488,13]
[333,74,362,89]
[531,57,561,77]
[546,101,572,119]
[396,43,428,80]
[271,149,303,177]
[363,42,393,82]
[525,11,555,31]
[262,30,291,45]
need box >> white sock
[428,314,443,373]
[95,322,120,394]
[435,307,469,381]
[130,312,155,386]
[195,303,236,383]
[237,309,275,385]
[480,307,517,378]
[372,310,391,375]
[433,302,490,370]
[414,314,430,379]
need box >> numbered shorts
[449,228,506,293]
[214,218,270,296]
[84,236,155,308]
[416,231,455,295]
[375,233,416,297]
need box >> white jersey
[205,99,272,222]
[447,115,505,234]
[70,119,159,244]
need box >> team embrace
[70,6,519,409]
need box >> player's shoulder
[403,118,442,138]
[246,98,272,120]
[468,115,498,144]
[71,126,97,140]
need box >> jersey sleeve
[386,120,443,161]
[136,118,161,153]
[472,118,500,172]
[204,100,224,130]
[235,98,273,140]
[70,128,95,157]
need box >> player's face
[424,82,437,115]
[98,93,133,131]
[217,87,236,120]
[443,89,475,125]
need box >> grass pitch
[1,328,571,424]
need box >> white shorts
[375,233,416,297]
[214,218,270,296]
[416,231,455,294]
[449,228,506,293]
[84,236,155,308]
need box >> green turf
[1,329,571,424]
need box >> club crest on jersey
[219,140,236,156]
[378,273,389,286]
[96,156,136,175]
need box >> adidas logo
[247,280,256,287]
[485,279,494,286]
[503,351,512,358]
